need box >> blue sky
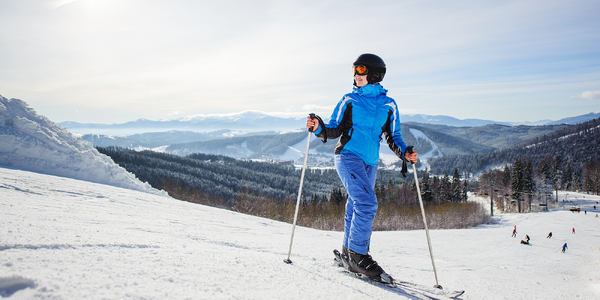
[0,0,599,124]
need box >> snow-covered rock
[0,95,165,196]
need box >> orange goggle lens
[353,65,368,75]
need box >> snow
[0,95,164,197]
[1,96,599,299]
[409,128,443,171]
[2,168,600,299]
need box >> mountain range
[64,109,599,172]
[59,111,600,136]
[81,122,571,172]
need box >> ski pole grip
[308,113,316,133]
[405,145,415,165]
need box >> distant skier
[572,228,576,234]
[520,234,530,245]
[546,232,552,239]
[562,243,568,253]
[596,213,598,218]
[512,228,517,238]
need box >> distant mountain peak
[178,110,271,122]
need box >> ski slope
[1,96,599,299]
[1,167,599,299]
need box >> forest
[429,118,600,177]
[95,146,409,202]
[469,118,600,213]
[97,146,487,231]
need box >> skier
[512,228,517,238]
[306,53,417,281]
[546,232,552,238]
[572,227,576,234]
[520,234,530,245]
[562,243,568,253]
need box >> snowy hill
[1,167,599,299]
[0,95,163,196]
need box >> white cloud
[570,90,600,100]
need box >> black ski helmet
[353,53,386,85]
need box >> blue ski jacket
[313,83,408,166]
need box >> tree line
[477,155,600,213]
[97,146,489,230]
[430,117,600,178]
[96,146,411,203]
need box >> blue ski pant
[335,153,378,255]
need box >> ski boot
[340,246,358,273]
[347,249,393,284]
[334,246,358,273]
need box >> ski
[394,280,464,299]
[333,249,465,299]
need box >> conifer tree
[439,173,450,203]
[502,165,511,189]
[522,160,535,211]
[511,159,523,203]
[431,176,440,204]
[421,169,433,203]
[553,156,563,200]
[565,163,573,191]
[330,187,345,204]
[320,194,328,203]
[540,162,552,188]
[523,160,535,195]
[452,168,461,202]
[310,194,319,205]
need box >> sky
[0,0,599,124]
[1,68,600,299]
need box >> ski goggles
[353,65,368,75]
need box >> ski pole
[284,113,315,264]
[407,147,442,289]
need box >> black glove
[401,146,414,178]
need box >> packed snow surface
[0,95,163,196]
[1,95,599,299]
[1,167,599,299]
